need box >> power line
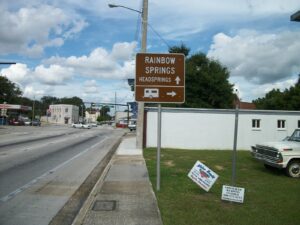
[147,22,171,49]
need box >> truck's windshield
[289,130,300,142]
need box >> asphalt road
[0,125,125,225]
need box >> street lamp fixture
[0,62,16,65]
[291,10,300,22]
[108,4,142,14]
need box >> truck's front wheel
[286,160,300,178]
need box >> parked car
[24,119,31,126]
[31,119,41,126]
[72,123,83,128]
[82,123,92,129]
[90,122,98,127]
[251,129,300,178]
[9,119,24,126]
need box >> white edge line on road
[0,136,109,203]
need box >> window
[298,120,300,128]
[65,108,68,113]
[277,120,286,129]
[252,119,260,129]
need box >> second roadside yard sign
[135,53,185,103]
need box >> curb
[71,139,121,225]
[49,134,124,225]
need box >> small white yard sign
[188,161,219,192]
[221,185,245,203]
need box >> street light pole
[108,0,148,149]
[232,90,240,186]
[136,0,148,149]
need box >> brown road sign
[135,53,185,103]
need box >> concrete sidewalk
[74,134,163,225]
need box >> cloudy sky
[1,0,300,105]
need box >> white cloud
[1,63,31,86]
[34,64,74,85]
[0,63,74,86]
[0,41,137,103]
[229,75,299,102]
[83,80,100,94]
[44,42,137,79]
[23,86,50,99]
[207,30,300,85]
[0,4,87,57]
[0,63,58,99]
[253,78,298,99]
[147,0,300,40]
[111,42,137,61]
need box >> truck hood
[258,141,300,151]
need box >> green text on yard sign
[135,53,185,103]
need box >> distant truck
[251,129,300,178]
[128,119,137,132]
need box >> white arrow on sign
[166,91,177,97]
[175,76,181,85]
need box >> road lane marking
[0,137,109,203]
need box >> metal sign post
[232,101,239,185]
[156,104,162,191]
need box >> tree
[254,76,300,110]
[0,76,22,103]
[60,96,83,106]
[168,43,190,57]
[14,96,32,106]
[184,53,234,108]
[97,106,111,122]
[40,96,59,116]
[167,45,234,109]
[254,89,286,110]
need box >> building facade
[85,110,101,123]
[145,107,300,150]
[0,103,32,125]
[49,104,79,124]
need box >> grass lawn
[144,148,300,225]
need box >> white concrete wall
[146,108,300,150]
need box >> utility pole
[115,92,117,119]
[82,104,84,123]
[108,1,148,148]
[136,0,148,149]
[32,96,35,125]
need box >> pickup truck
[128,119,137,132]
[251,129,300,178]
